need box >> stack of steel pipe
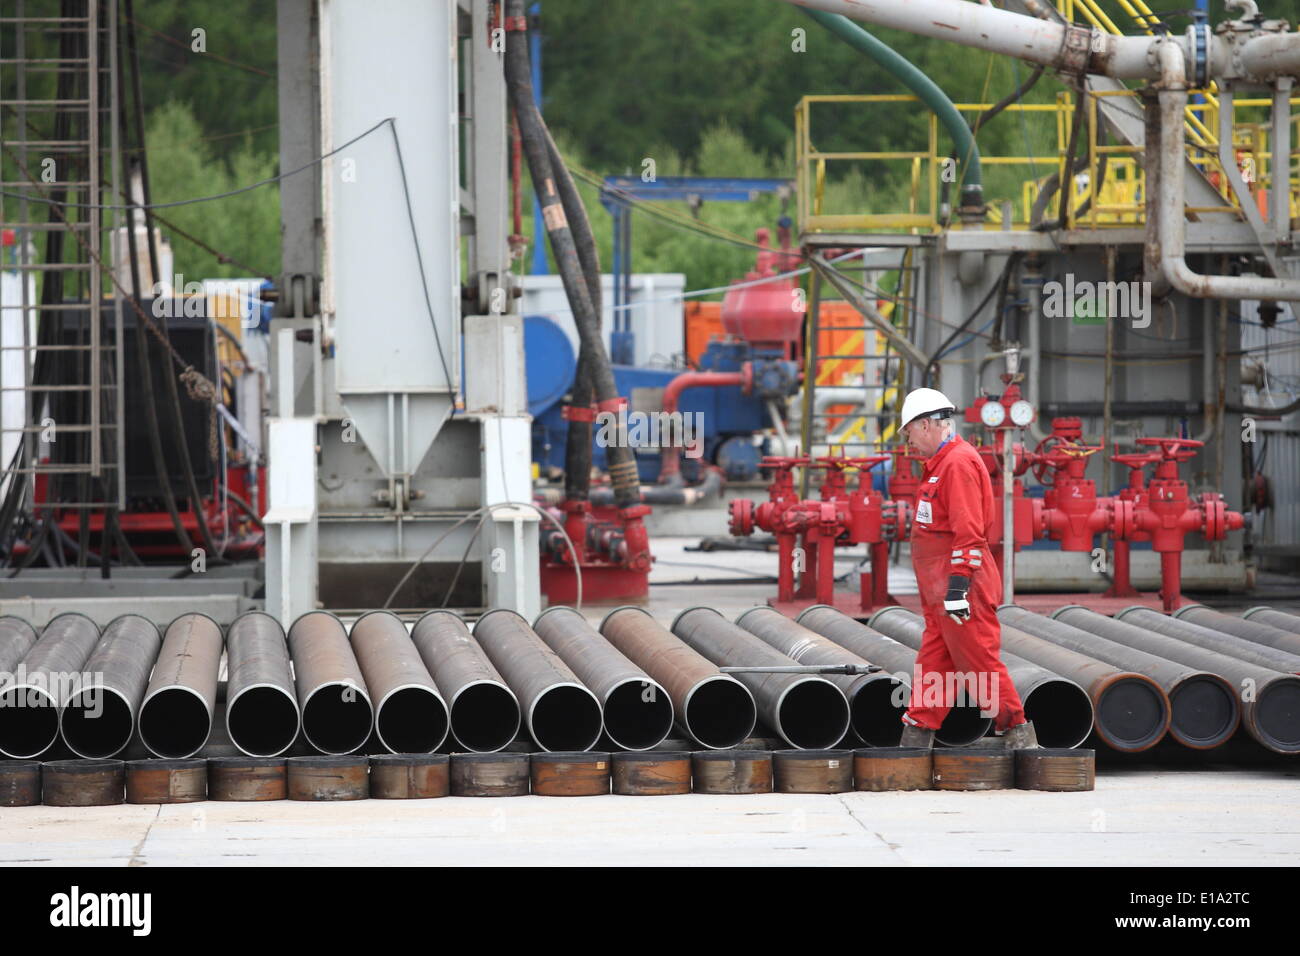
[985,608,1171,752]
[473,609,602,752]
[288,612,374,755]
[0,613,99,759]
[796,605,992,745]
[1242,606,1300,636]
[868,606,1095,749]
[600,606,756,749]
[997,605,1239,750]
[411,610,520,753]
[533,607,673,751]
[349,611,449,754]
[1174,605,1300,659]
[0,616,43,757]
[735,606,907,747]
[1116,607,1300,676]
[138,613,224,759]
[225,611,301,758]
[671,606,850,750]
[60,615,162,759]
[1054,606,1300,754]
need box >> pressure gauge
[1009,399,1036,427]
[980,401,1006,427]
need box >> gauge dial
[1009,399,1035,427]
[980,401,1006,427]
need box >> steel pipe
[796,604,992,745]
[225,611,301,758]
[1117,606,1300,675]
[736,606,906,747]
[138,613,224,759]
[473,609,602,752]
[349,611,449,754]
[0,616,36,675]
[411,610,520,753]
[992,618,1169,752]
[1243,606,1300,636]
[0,612,99,759]
[288,611,374,755]
[868,606,1095,749]
[671,606,850,750]
[1055,605,1300,754]
[533,606,673,751]
[998,605,1238,750]
[599,606,756,749]
[1174,604,1300,660]
[59,614,162,759]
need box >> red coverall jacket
[902,433,1026,732]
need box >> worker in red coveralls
[895,387,1039,750]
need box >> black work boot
[899,725,935,749]
[1003,720,1040,750]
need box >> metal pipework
[0,616,36,675]
[138,613,224,759]
[0,613,99,759]
[59,615,162,760]
[288,611,374,755]
[599,606,756,750]
[868,606,1095,750]
[736,606,905,747]
[1055,606,1300,754]
[349,611,449,754]
[1117,606,1300,675]
[473,609,603,752]
[225,611,301,758]
[984,615,1171,752]
[533,606,673,751]
[796,604,992,745]
[998,605,1238,750]
[411,610,520,753]
[1174,605,1300,659]
[671,607,850,750]
[1243,606,1300,636]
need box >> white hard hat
[899,387,957,429]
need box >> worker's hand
[944,575,971,625]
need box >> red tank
[721,228,802,346]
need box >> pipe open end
[936,702,995,747]
[227,684,301,758]
[450,681,521,753]
[376,686,449,754]
[1023,680,1095,750]
[683,676,756,750]
[1254,678,1300,754]
[59,686,134,759]
[849,677,907,747]
[528,684,602,752]
[602,678,674,751]
[139,687,213,759]
[302,681,374,755]
[776,678,850,750]
[0,685,59,758]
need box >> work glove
[944,575,971,625]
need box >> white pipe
[1156,41,1300,301]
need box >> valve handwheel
[1137,436,1203,462]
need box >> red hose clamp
[595,396,629,415]
[562,405,596,423]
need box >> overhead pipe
[350,611,449,754]
[796,604,992,745]
[1174,605,1300,659]
[1055,605,1300,754]
[998,605,1238,750]
[1117,606,1300,676]
[658,371,744,485]
[736,606,907,747]
[225,611,300,758]
[288,612,374,755]
[979,611,1171,752]
[868,606,1095,749]
[533,606,673,751]
[1243,606,1300,636]
[0,612,99,759]
[473,609,603,752]
[671,606,850,750]
[599,606,756,749]
[410,610,520,753]
[138,613,224,759]
[1154,41,1300,302]
[59,614,162,760]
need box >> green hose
[804,8,983,209]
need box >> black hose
[924,253,1021,385]
[505,0,640,510]
[1057,83,1087,231]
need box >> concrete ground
[2,763,1296,866]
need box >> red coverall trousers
[902,436,1026,732]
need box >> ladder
[0,0,124,513]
